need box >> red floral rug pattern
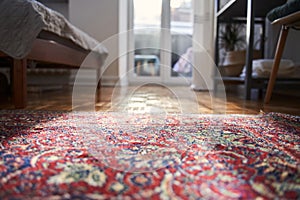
[0,110,299,199]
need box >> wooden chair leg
[13,59,27,108]
[264,25,289,104]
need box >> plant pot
[221,50,262,76]
[223,50,246,66]
[219,64,244,77]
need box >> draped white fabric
[191,0,215,90]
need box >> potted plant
[219,22,247,76]
[219,23,246,52]
[218,22,262,76]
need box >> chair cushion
[267,0,300,22]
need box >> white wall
[283,29,300,65]
[69,0,119,85]
[265,21,300,65]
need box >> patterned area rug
[0,110,299,199]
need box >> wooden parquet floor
[0,85,299,115]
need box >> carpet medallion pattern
[0,110,299,199]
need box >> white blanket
[241,59,297,77]
[0,0,108,61]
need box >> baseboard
[69,69,97,86]
[0,67,120,88]
[101,76,120,86]
[28,85,65,93]
[70,68,119,87]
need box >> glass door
[129,0,162,83]
[129,0,193,85]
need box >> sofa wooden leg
[13,59,27,109]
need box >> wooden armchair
[264,0,300,103]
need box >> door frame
[119,0,215,89]
[124,0,193,85]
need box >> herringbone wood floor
[0,85,299,115]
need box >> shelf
[215,76,243,81]
[215,76,300,83]
[217,0,286,21]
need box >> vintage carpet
[0,110,299,199]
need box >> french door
[128,0,194,85]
